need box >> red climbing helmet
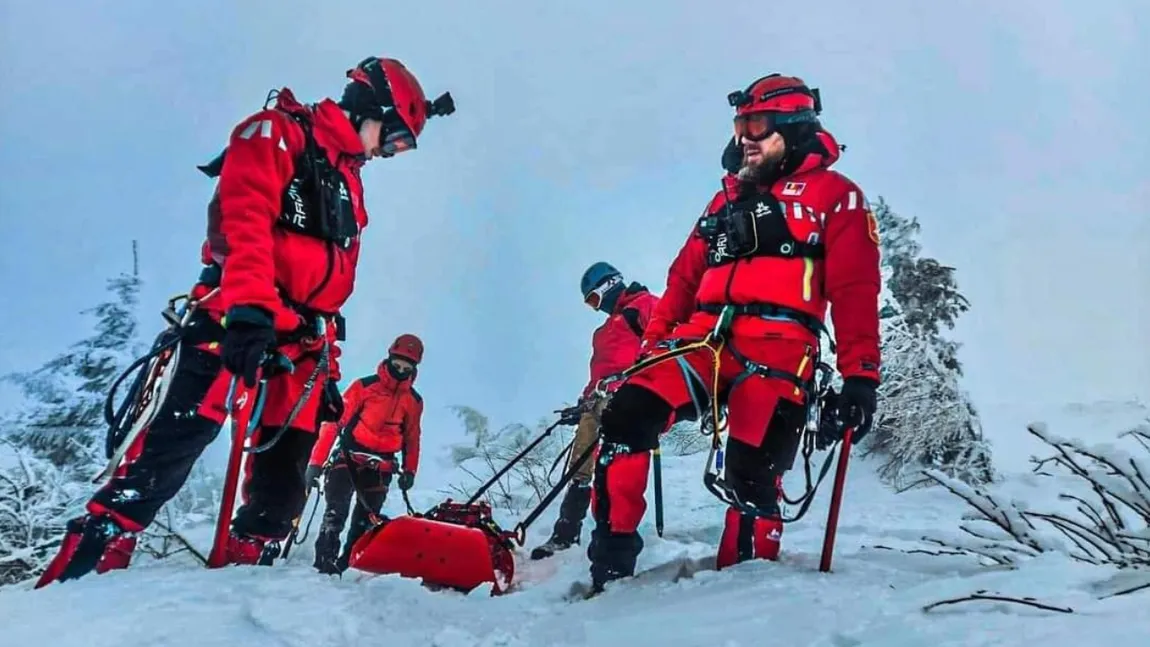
[388,334,424,364]
[728,74,822,142]
[342,56,455,156]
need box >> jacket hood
[611,282,650,314]
[273,87,366,163]
[376,358,417,390]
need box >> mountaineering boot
[313,528,342,575]
[716,506,783,569]
[531,482,592,560]
[35,513,139,589]
[224,532,282,566]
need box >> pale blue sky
[1,0,1147,448]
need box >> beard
[737,156,774,184]
[736,146,786,185]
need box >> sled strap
[465,418,565,505]
[511,437,600,544]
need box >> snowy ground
[4,404,1150,646]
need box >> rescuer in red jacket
[35,57,454,588]
[585,74,882,594]
[306,334,425,574]
[530,262,659,560]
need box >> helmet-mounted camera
[426,92,455,118]
[728,73,822,115]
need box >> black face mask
[386,359,414,380]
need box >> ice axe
[205,351,293,569]
[819,424,855,573]
[652,444,664,537]
[206,372,269,568]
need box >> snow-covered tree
[859,198,992,487]
[0,254,147,585]
[0,440,87,585]
[1,245,223,586]
[3,269,144,470]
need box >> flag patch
[781,181,806,196]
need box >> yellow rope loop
[596,309,736,447]
[706,336,726,448]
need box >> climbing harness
[94,288,219,484]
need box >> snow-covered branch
[922,420,1150,570]
[443,407,569,520]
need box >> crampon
[344,414,597,596]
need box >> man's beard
[736,151,782,184]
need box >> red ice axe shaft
[207,375,264,568]
[819,426,854,573]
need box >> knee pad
[599,384,673,451]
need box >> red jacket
[199,88,369,348]
[644,129,881,382]
[308,361,424,474]
[582,284,661,400]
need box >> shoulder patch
[410,387,423,403]
[360,374,381,388]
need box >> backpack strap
[621,307,644,337]
[196,107,317,179]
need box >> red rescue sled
[344,416,590,595]
[348,499,518,595]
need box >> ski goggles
[584,276,621,310]
[378,109,416,157]
[380,126,415,157]
[733,110,818,142]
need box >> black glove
[556,405,582,426]
[397,471,415,491]
[835,377,878,443]
[221,307,277,388]
[305,465,323,490]
[319,379,344,423]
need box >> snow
[4,406,1150,647]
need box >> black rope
[514,439,599,539]
[465,419,564,505]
